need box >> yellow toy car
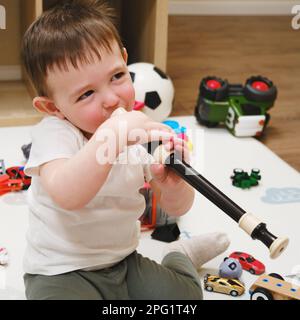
[204,274,245,297]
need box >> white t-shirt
[24,116,153,275]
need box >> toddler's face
[45,41,135,138]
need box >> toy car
[249,273,300,300]
[204,274,245,297]
[194,75,277,137]
[231,168,261,189]
[229,251,265,275]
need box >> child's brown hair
[21,0,124,97]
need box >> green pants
[24,251,203,300]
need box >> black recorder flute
[145,141,289,259]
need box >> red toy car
[229,251,265,275]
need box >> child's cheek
[83,107,106,129]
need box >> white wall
[169,0,300,15]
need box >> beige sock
[163,232,230,270]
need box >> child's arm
[39,110,174,211]
[39,137,113,211]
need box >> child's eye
[78,90,94,101]
[111,72,125,81]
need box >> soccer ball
[128,62,175,122]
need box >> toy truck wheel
[244,76,277,103]
[233,168,244,174]
[268,273,284,280]
[199,76,229,101]
[194,102,219,127]
[249,268,256,275]
[205,285,213,292]
[230,290,239,297]
[251,288,274,300]
[195,114,219,128]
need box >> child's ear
[33,97,65,120]
[122,47,128,64]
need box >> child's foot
[163,232,230,270]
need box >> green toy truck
[194,76,277,137]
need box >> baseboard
[169,1,299,15]
[0,65,22,81]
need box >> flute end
[269,237,289,259]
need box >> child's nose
[102,90,120,109]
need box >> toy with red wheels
[194,75,277,137]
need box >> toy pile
[0,160,31,196]
[203,251,300,300]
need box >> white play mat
[0,116,299,300]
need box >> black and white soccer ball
[128,62,175,122]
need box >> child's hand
[150,137,191,188]
[101,107,176,147]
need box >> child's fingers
[175,146,190,163]
[148,130,176,143]
[172,139,190,163]
[145,122,174,134]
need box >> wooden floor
[0,81,42,126]
[168,16,300,172]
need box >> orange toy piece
[0,174,23,196]
[139,182,157,230]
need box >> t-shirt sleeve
[24,116,84,177]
